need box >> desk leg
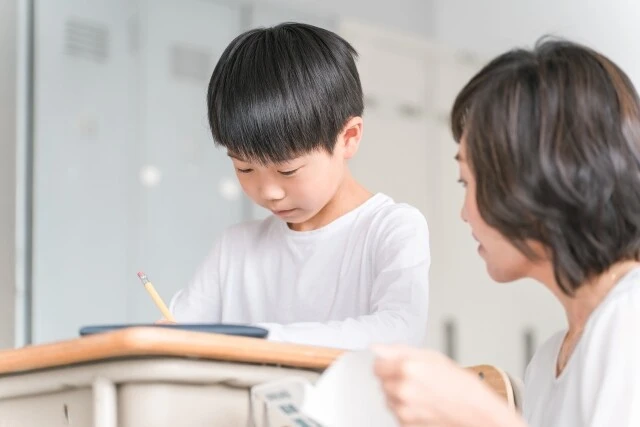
[93,377,117,427]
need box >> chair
[467,364,523,412]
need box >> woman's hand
[155,318,177,325]
[373,346,525,427]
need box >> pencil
[137,272,176,322]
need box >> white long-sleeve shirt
[523,267,640,426]
[169,193,430,349]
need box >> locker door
[129,0,244,322]
[32,0,139,342]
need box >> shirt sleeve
[258,207,430,349]
[168,236,223,323]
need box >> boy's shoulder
[366,193,429,231]
[373,193,426,217]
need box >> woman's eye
[457,178,467,188]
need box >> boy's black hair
[207,22,364,164]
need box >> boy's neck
[289,174,372,232]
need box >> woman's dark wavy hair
[451,38,640,295]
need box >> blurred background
[1,0,638,377]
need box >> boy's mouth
[273,208,298,217]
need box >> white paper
[250,351,399,427]
[301,351,399,427]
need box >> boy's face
[228,117,362,231]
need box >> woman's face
[456,138,542,283]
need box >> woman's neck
[535,260,640,334]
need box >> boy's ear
[338,116,363,160]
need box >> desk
[0,328,514,426]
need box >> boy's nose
[260,183,285,201]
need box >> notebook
[79,323,269,338]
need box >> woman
[374,39,640,426]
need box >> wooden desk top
[0,327,342,375]
[0,328,514,408]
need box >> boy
[169,23,430,350]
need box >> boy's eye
[279,168,299,176]
[237,168,253,174]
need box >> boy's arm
[168,239,223,323]
[260,208,430,349]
